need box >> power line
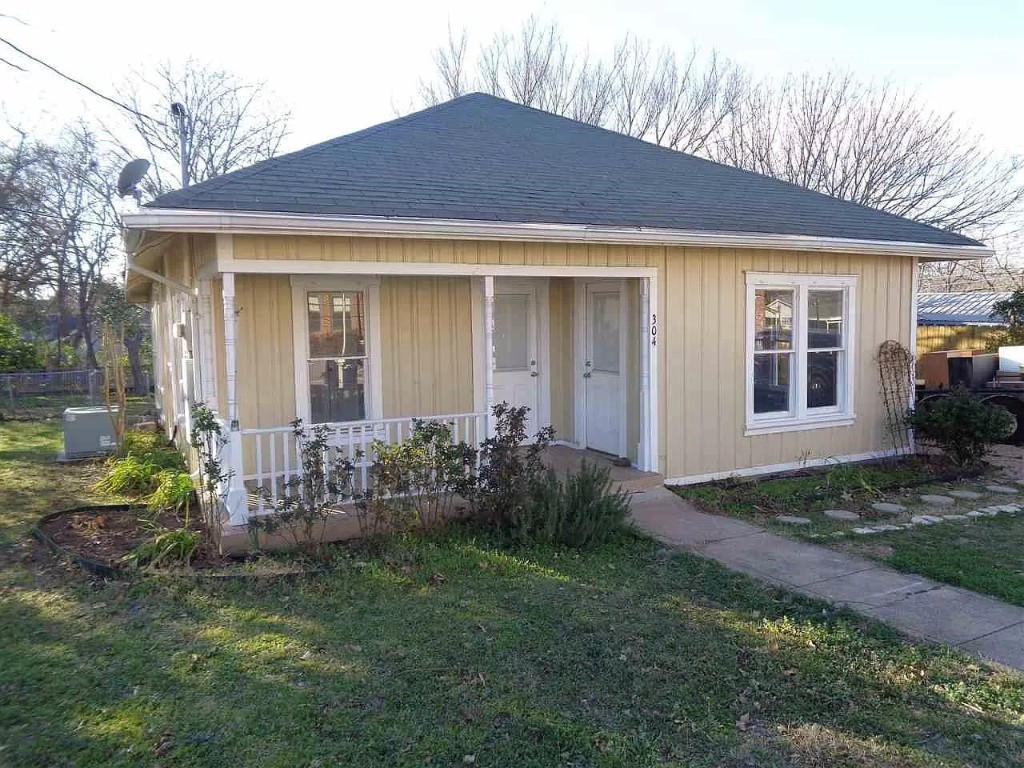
[0,36,162,125]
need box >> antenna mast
[170,102,190,187]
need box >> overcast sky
[2,0,1022,157]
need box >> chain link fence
[0,369,153,420]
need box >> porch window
[746,274,856,435]
[306,291,367,423]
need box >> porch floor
[542,445,663,493]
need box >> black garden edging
[32,504,138,579]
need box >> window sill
[744,414,856,437]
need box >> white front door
[493,284,541,436]
[583,282,625,455]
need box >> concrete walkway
[631,487,1024,672]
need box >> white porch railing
[239,412,487,516]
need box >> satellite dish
[117,159,150,198]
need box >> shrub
[475,402,555,533]
[907,387,1015,468]
[474,403,630,548]
[148,470,196,519]
[557,461,632,547]
[987,288,1024,349]
[0,314,43,372]
[248,421,357,553]
[95,454,164,496]
[504,461,631,548]
[356,419,477,536]
[124,431,186,471]
[124,528,199,568]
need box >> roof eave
[122,208,991,261]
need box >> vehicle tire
[981,395,1024,445]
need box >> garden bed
[35,504,227,574]
[672,455,966,521]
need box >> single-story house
[916,291,1010,355]
[121,93,988,542]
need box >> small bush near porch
[3,421,1024,767]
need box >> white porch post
[221,272,247,525]
[639,278,651,472]
[647,275,660,475]
[197,278,218,406]
[483,275,496,438]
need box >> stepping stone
[872,502,906,514]
[949,490,983,500]
[919,494,955,507]
[966,511,986,518]
[944,514,968,521]
[776,515,811,525]
[985,485,1019,495]
[823,509,860,521]
[910,515,945,525]
[852,527,879,535]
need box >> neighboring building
[121,93,988,543]
[917,291,1010,355]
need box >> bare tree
[713,73,1024,234]
[102,59,291,198]
[0,131,60,311]
[420,20,1022,240]
[35,125,121,367]
[919,225,1024,292]
[419,17,746,155]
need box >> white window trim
[290,276,383,424]
[745,272,857,436]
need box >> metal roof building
[917,292,1012,327]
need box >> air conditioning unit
[63,406,119,459]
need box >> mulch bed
[36,505,228,575]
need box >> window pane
[494,294,530,371]
[807,351,839,409]
[309,359,365,423]
[308,292,366,358]
[591,291,620,373]
[754,289,794,350]
[753,353,792,414]
[808,290,844,348]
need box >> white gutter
[121,208,992,260]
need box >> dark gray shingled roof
[148,93,979,248]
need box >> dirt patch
[40,506,227,571]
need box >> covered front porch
[184,240,660,527]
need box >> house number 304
[650,314,657,346]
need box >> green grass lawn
[673,459,1024,608]
[837,516,1024,607]
[2,422,1024,767]
[0,420,117,545]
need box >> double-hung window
[306,291,368,424]
[746,273,856,435]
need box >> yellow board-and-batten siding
[184,234,914,481]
